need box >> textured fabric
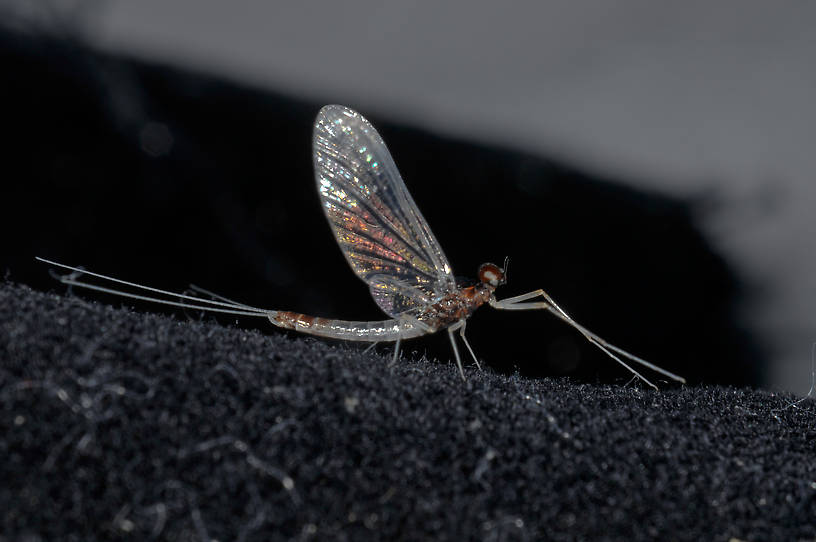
[1,282,814,541]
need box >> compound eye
[478,263,505,287]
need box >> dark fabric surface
[1,281,813,541]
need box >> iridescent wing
[313,104,456,318]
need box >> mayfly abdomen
[269,311,425,342]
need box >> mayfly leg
[390,337,402,367]
[534,289,685,383]
[447,327,466,380]
[490,289,685,388]
[496,298,658,389]
[453,319,481,371]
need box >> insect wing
[313,105,456,317]
[367,274,434,317]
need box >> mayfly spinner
[38,105,684,387]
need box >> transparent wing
[313,104,456,318]
[367,274,434,316]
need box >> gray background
[13,0,816,394]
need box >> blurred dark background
[8,2,813,389]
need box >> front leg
[490,300,550,311]
[489,290,685,387]
[492,290,572,324]
[491,289,547,306]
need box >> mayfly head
[477,262,507,289]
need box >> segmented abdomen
[268,311,426,342]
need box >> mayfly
[38,105,684,387]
